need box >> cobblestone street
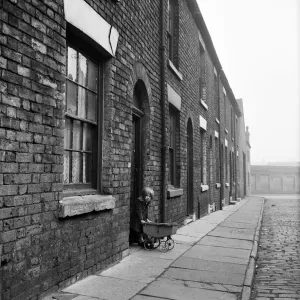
[252,195,300,300]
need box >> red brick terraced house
[0,0,250,299]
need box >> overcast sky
[197,0,299,164]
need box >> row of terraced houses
[0,0,251,299]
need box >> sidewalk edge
[240,196,265,300]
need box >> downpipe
[218,73,223,210]
[160,0,167,223]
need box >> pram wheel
[144,237,160,250]
[166,237,175,250]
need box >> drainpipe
[218,73,223,210]
[234,116,238,200]
[160,0,167,223]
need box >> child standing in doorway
[130,187,154,246]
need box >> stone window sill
[167,187,184,198]
[215,183,221,189]
[201,184,209,192]
[58,194,116,218]
[200,99,208,110]
[168,60,183,81]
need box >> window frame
[167,0,175,63]
[200,129,205,184]
[199,43,205,101]
[215,137,220,183]
[214,73,219,115]
[64,39,104,193]
[169,105,179,187]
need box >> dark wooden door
[220,144,224,208]
[187,120,193,215]
[229,151,233,199]
[243,153,247,196]
[130,115,142,219]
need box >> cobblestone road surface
[252,195,300,300]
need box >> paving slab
[172,234,200,244]
[129,242,190,261]
[198,235,253,249]
[208,226,256,240]
[176,221,217,236]
[200,211,233,223]
[220,221,257,229]
[131,296,166,300]
[225,214,259,224]
[140,278,237,300]
[176,279,242,293]
[172,233,206,245]
[183,250,248,265]
[99,255,172,283]
[172,257,247,274]
[162,266,244,286]
[73,296,97,300]
[62,275,146,300]
[183,244,250,259]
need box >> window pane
[87,60,97,92]
[64,118,71,148]
[169,149,174,185]
[64,151,70,184]
[66,81,77,115]
[67,47,77,81]
[83,123,93,151]
[83,153,92,184]
[169,113,174,148]
[71,152,80,183]
[72,120,81,150]
[87,91,97,121]
[78,87,86,119]
[78,53,87,86]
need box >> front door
[130,114,142,228]
[229,151,233,200]
[187,119,193,215]
[220,144,224,208]
[243,153,247,196]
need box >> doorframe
[131,107,144,202]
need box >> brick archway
[127,62,153,189]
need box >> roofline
[186,0,242,117]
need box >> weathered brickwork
[0,0,249,299]
[164,0,243,220]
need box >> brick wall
[1,0,66,299]
[0,0,163,299]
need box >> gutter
[160,0,167,222]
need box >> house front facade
[0,0,249,299]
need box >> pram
[142,222,178,251]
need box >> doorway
[229,151,233,200]
[130,81,146,239]
[243,152,247,197]
[187,119,193,215]
[220,144,224,208]
[131,114,142,204]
